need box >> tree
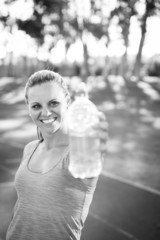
[133,0,160,77]
[108,0,138,78]
[17,0,70,47]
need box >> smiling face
[27,81,68,136]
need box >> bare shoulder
[23,140,39,157]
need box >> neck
[41,129,69,150]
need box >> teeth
[41,118,56,124]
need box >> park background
[0,0,160,239]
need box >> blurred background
[0,0,160,239]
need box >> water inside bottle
[69,135,101,178]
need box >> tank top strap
[23,140,41,166]
[61,147,70,170]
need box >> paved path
[0,174,160,240]
[82,175,160,240]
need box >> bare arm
[0,183,17,239]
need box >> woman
[6,70,108,240]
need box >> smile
[41,117,57,124]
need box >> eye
[50,101,60,107]
[31,104,41,110]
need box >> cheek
[60,105,68,118]
[29,109,39,121]
[60,110,69,126]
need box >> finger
[97,131,109,143]
[100,121,109,131]
[97,111,107,121]
[101,152,107,162]
[100,141,108,150]
[99,142,108,157]
[93,120,109,131]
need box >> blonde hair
[25,70,71,105]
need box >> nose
[41,107,52,117]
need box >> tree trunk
[119,35,129,79]
[133,13,148,78]
[81,35,90,82]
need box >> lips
[41,117,57,124]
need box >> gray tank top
[6,140,98,240]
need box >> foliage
[133,0,160,77]
[146,55,160,77]
[17,0,70,45]
[16,13,44,45]
[110,0,138,42]
[1,0,160,79]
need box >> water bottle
[68,82,102,179]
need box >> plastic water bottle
[68,82,102,179]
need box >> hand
[93,111,109,159]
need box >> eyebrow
[30,98,59,105]
[49,98,59,102]
[30,102,40,105]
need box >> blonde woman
[6,70,108,240]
